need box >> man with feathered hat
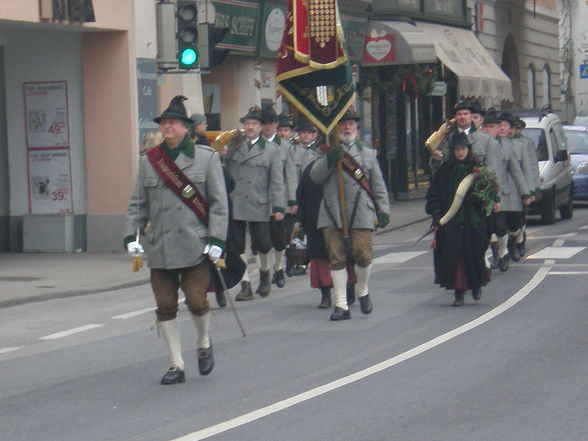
[125,95,228,384]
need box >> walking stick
[213,258,247,338]
[332,129,352,258]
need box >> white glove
[204,244,223,262]
[127,240,144,256]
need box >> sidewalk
[0,198,428,308]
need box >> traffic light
[198,24,230,72]
[177,1,199,70]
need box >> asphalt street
[1,208,587,441]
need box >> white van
[519,111,573,224]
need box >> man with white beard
[310,109,390,321]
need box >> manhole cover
[0,276,43,282]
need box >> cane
[212,257,247,338]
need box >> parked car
[518,110,573,223]
[572,115,588,128]
[563,125,588,201]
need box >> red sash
[320,143,379,211]
[146,144,209,225]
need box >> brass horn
[212,129,245,152]
[424,118,456,154]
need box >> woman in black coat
[425,132,490,306]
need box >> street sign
[430,81,447,96]
[580,64,588,79]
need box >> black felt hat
[278,113,295,128]
[483,110,500,125]
[261,104,279,123]
[153,95,193,124]
[448,132,472,149]
[339,107,361,122]
[498,111,515,126]
[239,106,263,123]
[514,116,526,129]
[453,98,477,114]
[298,117,317,132]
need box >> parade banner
[24,81,73,214]
[276,0,355,135]
[27,148,73,214]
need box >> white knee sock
[516,225,526,244]
[273,250,284,271]
[331,268,348,310]
[497,235,509,258]
[354,263,372,298]
[192,312,211,349]
[240,254,250,282]
[259,252,270,272]
[158,319,184,370]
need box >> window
[542,65,551,106]
[527,64,536,108]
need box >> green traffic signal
[180,48,198,67]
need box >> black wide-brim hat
[498,111,516,126]
[240,106,263,123]
[514,116,526,129]
[261,104,279,124]
[298,117,317,132]
[278,113,295,128]
[339,107,360,122]
[448,132,472,149]
[153,95,194,124]
[483,111,500,125]
[453,98,477,114]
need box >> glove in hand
[126,240,144,256]
[204,244,223,262]
[326,145,344,167]
[377,212,390,228]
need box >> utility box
[23,215,75,252]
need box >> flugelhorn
[212,129,245,152]
[424,118,456,154]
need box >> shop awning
[415,21,513,101]
[362,21,437,66]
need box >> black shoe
[472,287,482,301]
[235,281,254,301]
[257,270,271,297]
[285,265,294,277]
[272,269,286,288]
[452,290,465,307]
[161,366,185,385]
[198,341,214,376]
[346,284,356,305]
[517,242,526,257]
[330,307,350,321]
[215,288,227,308]
[499,254,510,272]
[510,244,521,262]
[291,266,307,276]
[358,294,373,314]
[318,287,332,309]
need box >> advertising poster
[24,81,73,214]
[27,149,73,214]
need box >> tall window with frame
[527,64,536,108]
[542,64,551,107]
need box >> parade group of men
[125,96,390,384]
[430,98,541,273]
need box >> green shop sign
[213,0,261,53]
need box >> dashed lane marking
[526,247,585,260]
[113,307,155,319]
[0,347,21,355]
[374,251,428,265]
[167,266,552,441]
[549,271,588,275]
[39,324,104,340]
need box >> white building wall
[571,0,588,116]
[0,28,85,217]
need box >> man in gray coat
[224,106,286,300]
[125,96,228,385]
[310,109,390,321]
[260,106,298,288]
[430,99,498,173]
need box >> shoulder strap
[341,150,379,212]
[147,144,209,225]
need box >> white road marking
[168,266,552,441]
[531,233,576,239]
[39,324,104,340]
[374,251,428,265]
[579,226,588,230]
[553,238,566,247]
[113,307,155,319]
[526,247,585,260]
[549,271,588,275]
[0,347,21,354]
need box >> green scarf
[162,135,194,161]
